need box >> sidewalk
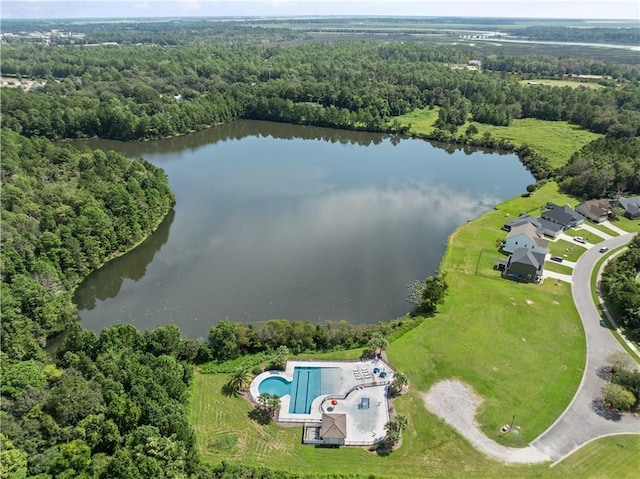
[543,270,572,284]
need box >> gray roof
[542,204,585,227]
[321,413,347,439]
[618,196,640,217]
[509,248,545,271]
[507,223,549,249]
[504,214,542,230]
[537,217,563,233]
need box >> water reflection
[69,119,508,160]
[72,120,534,338]
[73,209,174,310]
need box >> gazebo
[320,413,347,446]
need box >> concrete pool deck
[249,359,395,445]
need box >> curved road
[531,233,640,462]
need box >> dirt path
[423,380,550,464]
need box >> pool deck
[250,359,395,446]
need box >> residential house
[537,217,564,239]
[502,214,541,232]
[541,203,585,229]
[618,196,640,219]
[504,248,545,283]
[575,199,612,223]
[503,223,549,254]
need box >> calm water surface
[73,120,534,338]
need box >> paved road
[531,233,640,462]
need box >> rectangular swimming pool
[289,367,322,414]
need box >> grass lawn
[548,239,586,262]
[469,119,600,170]
[552,435,640,478]
[395,109,601,170]
[544,261,574,275]
[390,183,585,445]
[610,216,640,233]
[397,107,439,132]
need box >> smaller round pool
[258,375,291,397]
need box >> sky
[2,0,639,20]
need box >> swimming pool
[257,367,341,414]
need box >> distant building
[618,196,640,219]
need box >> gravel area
[423,380,550,464]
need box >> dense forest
[601,235,640,342]
[559,137,640,199]
[2,19,640,478]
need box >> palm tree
[258,393,280,415]
[390,372,408,395]
[272,345,289,370]
[383,420,401,447]
[395,413,408,430]
[367,333,388,358]
[226,365,253,393]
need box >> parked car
[599,247,609,253]
[550,256,564,262]
[574,237,587,244]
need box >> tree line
[2,38,640,144]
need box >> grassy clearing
[395,109,600,170]
[552,435,640,478]
[470,119,600,170]
[190,182,639,477]
[517,79,604,89]
[390,182,585,446]
[397,107,439,132]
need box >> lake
[72,120,534,339]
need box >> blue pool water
[258,375,291,397]
[258,366,336,414]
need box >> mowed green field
[190,182,640,477]
[396,109,601,169]
[517,79,605,89]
